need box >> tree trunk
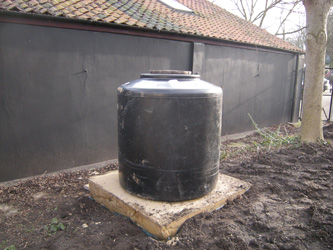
[300,0,332,142]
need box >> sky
[210,0,306,37]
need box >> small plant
[0,241,16,250]
[45,217,65,235]
[318,138,330,145]
[0,241,6,248]
[220,150,228,160]
[220,115,301,161]
[16,224,35,233]
[220,144,230,160]
[248,113,300,152]
[4,245,16,250]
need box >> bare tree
[300,0,333,142]
[214,0,303,35]
[285,25,307,49]
[273,0,303,34]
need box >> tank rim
[141,70,200,79]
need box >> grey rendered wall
[194,43,298,135]
[0,22,192,181]
[0,22,300,181]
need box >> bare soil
[1,123,333,250]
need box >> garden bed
[1,123,333,249]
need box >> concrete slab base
[89,171,251,240]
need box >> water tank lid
[118,70,222,97]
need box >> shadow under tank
[117,70,223,202]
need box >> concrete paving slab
[89,171,251,240]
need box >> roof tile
[0,0,301,52]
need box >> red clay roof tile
[0,0,301,52]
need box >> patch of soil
[1,123,333,249]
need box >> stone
[0,204,19,216]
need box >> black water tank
[117,70,222,201]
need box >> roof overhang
[0,10,304,55]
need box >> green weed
[0,241,6,248]
[1,241,16,250]
[16,224,35,233]
[44,217,65,235]
[220,148,230,160]
[220,115,301,161]
[248,113,301,152]
[4,245,16,250]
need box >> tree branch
[276,26,307,35]
[252,0,283,25]
[274,0,302,35]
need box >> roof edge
[0,10,304,55]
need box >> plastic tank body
[117,71,223,201]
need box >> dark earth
[1,123,333,250]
